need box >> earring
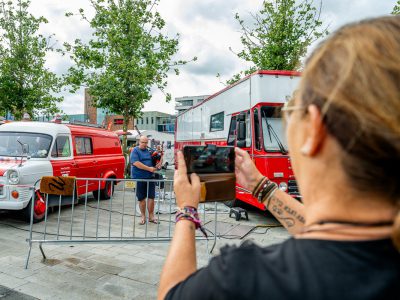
[300,145,310,156]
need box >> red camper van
[0,121,125,222]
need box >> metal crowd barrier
[25,177,219,269]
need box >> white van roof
[0,122,70,137]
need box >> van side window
[227,116,237,146]
[254,108,261,150]
[75,137,93,155]
[51,136,71,158]
[245,111,252,148]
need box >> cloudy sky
[28,0,396,115]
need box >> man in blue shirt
[130,136,160,224]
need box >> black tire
[22,192,47,223]
[93,180,114,200]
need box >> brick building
[84,88,175,132]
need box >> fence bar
[145,181,149,238]
[43,193,49,240]
[156,182,161,238]
[82,180,89,240]
[121,181,126,239]
[95,180,101,240]
[56,194,62,240]
[108,181,113,240]
[168,182,173,237]
[133,181,137,237]
[69,179,76,240]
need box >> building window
[210,112,224,132]
[113,118,124,125]
[151,117,154,124]
[75,137,93,155]
[146,117,149,124]
[179,100,193,106]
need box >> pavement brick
[92,262,126,275]
[118,261,163,286]
[0,272,29,289]
[0,285,37,300]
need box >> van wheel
[22,192,47,223]
[93,180,114,200]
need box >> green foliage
[0,0,63,120]
[393,0,400,15]
[225,0,328,85]
[65,0,194,154]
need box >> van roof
[0,121,70,136]
[0,122,119,139]
[67,124,118,138]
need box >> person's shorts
[136,181,156,201]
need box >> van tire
[22,192,46,223]
[93,180,114,200]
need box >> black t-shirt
[165,238,400,300]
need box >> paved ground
[0,178,290,300]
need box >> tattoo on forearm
[270,196,305,228]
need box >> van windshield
[261,106,288,153]
[0,132,52,158]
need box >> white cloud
[23,0,396,115]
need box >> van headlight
[279,182,288,192]
[7,170,20,185]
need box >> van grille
[288,180,301,198]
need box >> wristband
[258,181,278,203]
[176,206,208,238]
[252,177,268,197]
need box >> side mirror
[236,140,246,148]
[237,121,246,141]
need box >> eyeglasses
[281,98,306,121]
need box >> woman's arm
[158,152,201,300]
[263,189,305,234]
[235,148,306,235]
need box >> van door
[50,135,77,178]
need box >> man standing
[130,136,160,225]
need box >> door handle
[71,162,77,167]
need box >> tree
[0,0,63,120]
[393,1,400,15]
[222,0,328,85]
[65,0,194,155]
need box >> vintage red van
[0,121,125,222]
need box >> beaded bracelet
[176,206,208,238]
[252,177,271,198]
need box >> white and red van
[175,70,301,210]
[0,121,125,222]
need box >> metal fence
[25,177,219,269]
